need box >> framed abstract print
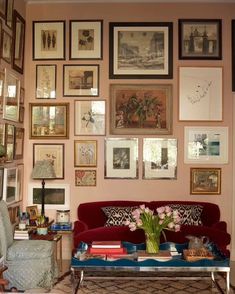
[1,30,12,64]
[75,170,96,186]
[74,100,105,135]
[36,64,56,99]
[70,20,103,60]
[109,22,173,79]
[74,140,97,167]
[3,166,17,204]
[143,138,177,179]
[14,127,24,160]
[105,138,138,179]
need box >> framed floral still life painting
[110,84,172,135]
[74,140,97,167]
[74,100,105,135]
[105,138,138,179]
[36,64,56,99]
[143,138,177,179]
[190,167,221,195]
[75,170,96,186]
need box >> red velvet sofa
[73,200,231,256]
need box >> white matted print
[184,126,228,164]
[179,67,222,121]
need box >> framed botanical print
[105,138,138,179]
[6,0,14,29]
[75,170,96,186]
[36,64,56,99]
[143,138,177,179]
[63,64,99,97]
[0,0,6,19]
[14,127,24,160]
[5,123,15,162]
[3,166,17,204]
[33,20,65,60]
[109,22,173,79]
[110,84,172,135]
[1,30,12,64]
[74,100,105,135]
[29,103,69,139]
[0,167,4,200]
[33,143,64,179]
[70,20,103,60]
[179,19,222,60]
[190,167,221,195]
[74,140,97,167]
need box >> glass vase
[145,232,160,254]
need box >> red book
[88,247,127,255]
[91,241,122,249]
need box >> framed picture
[143,138,177,179]
[26,205,38,220]
[19,105,24,123]
[232,20,235,92]
[3,166,17,204]
[3,68,20,122]
[70,20,103,60]
[0,0,6,19]
[20,87,24,104]
[179,19,222,60]
[0,123,4,145]
[1,30,12,64]
[36,64,56,99]
[63,64,99,97]
[190,168,221,195]
[110,84,172,135]
[28,183,70,210]
[74,100,105,136]
[6,0,14,29]
[74,140,97,167]
[184,126,228,164]
[0,167,4,200]
[75,170,96,186]
[12,10,26,74]
[0,69,4,113]
[17,163,24,201]
[5,123,15,162]
[33,143,64,179]
[109,22,173,79]
[33,20,65,60]
[14,127,24,159]
[179,67,223,121]
[105,138,138,179]
[29,103,69,139]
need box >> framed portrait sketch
[5,123,15,162]
[0,167,4,200]
[36,65,56,99]
[109,22,173,79]
[190,168,221,195]
[33,143,64,179]
[3,166,17,204]
[6,0,14,29]
[179,19,222,60]
[75,170,96,186]
[74,100,105,135]
[70,20,103,60]
[29,103,69,139]
[14,127,24,159]
[33,20,65,60]
[232,20,235,92]
[74,140,97,167]
[63,64,99,97]
[110,84,172,135]
[143,138,177,179]
[0,1,6,19]
[179,67,223,121]
[105,138,138,179]
[17,163,24,201]
[12,10,25,74]
[184,126,228,164]
[1,30,12,64]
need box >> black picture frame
[179,19,222,60]
[109,22,173,79]
[232,20,235,92]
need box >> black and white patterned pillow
[168,204,203,226]
[102,206,137,227]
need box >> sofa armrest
[73,220,89,235]
[211,221,227,232]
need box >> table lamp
[32,160,56,216]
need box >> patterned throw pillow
[168,204,203,226]
[102,206,137,227]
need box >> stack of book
[88,241,129,259]
[50,222,72,231]
[14,228,31,240]
[137,250,173,262]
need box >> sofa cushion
[168,204,203,225]
[102,206,137,226]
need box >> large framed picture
[232,20,235,92]
[36,64,56,99]
[190,167,221,195]
[1,30,12,64]
[179,19,222,60]
[74,100,105,135]
[33,143,64,179]
[110,84,172,135]
[74,140,97,167]
[14,127,24,160]
[5,123,15,162]
[184,126,228,164]
[33,20,65,60]
[63,64,99,97]
[105,138,138,179]
[29,103,69,139]
[75,170,96,186]
[70,20,103,60]
[143,138,177,179]
[109,22,173,79]
[3,166,18,204]
[179,67,223,121]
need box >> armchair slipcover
[0,200,57,291]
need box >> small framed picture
[1,30,12,64]
[75,170,96,186]
[0,1,6,19]
[70,20,103,60]
[33,20,65,60]
[74,140,97,167]
[36,64,56,99]
[5,0,14,29]
[3,166,17,204]
[105,138,138,179]
[26,205,38,220]
[190,168,221,195]
[63,64,99,97]
[5,123,15,162]
[14,127,24,160]
[74,100,105,135]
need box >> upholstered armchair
[0,200,58,291]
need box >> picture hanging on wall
[75,170,96,186]
[1,30,12,64]
[6,0,14,29]
[0,1,6,19]
[17,163,24,201]
[3,166,18,205]
[5,123,15,162]
[74,140,97,167]
[36,64,56,99]
[14,127,24,160]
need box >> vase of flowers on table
[125,205,181,254]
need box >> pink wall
[24,3,235,236]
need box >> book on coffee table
[91,241,122,248]
[137,250,172,262]
[88,247,127,255]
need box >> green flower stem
[145,232,160,254]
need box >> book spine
[89,247,126,254]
